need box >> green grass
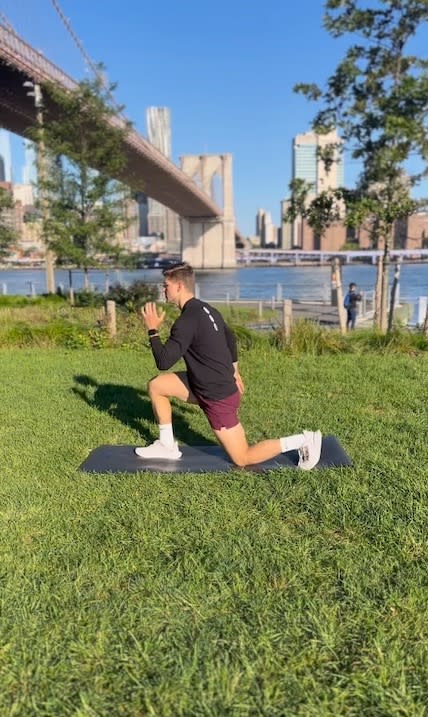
[2,301,428,356]
[1,347,428,716]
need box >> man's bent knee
[147,373,191,403]
[147,375,160,397]
[214,424,248,468]
[232,455,247,468]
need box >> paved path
[288,302,342,326]
[214,300,371,329]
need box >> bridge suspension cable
[49,0,125,117]
[0,9,15,32]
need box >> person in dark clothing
[136,263,322,469]
[344,282,362,331]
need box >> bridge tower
[179,154,236,269]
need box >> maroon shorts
[175,372,240,430]
[197,391,241,430]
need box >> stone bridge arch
[179,154,236,268]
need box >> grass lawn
[1,346,427,716]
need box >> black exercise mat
[79,435,352,474]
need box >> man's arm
[141,302,195,370]
[149,319,195,370]
[225,324,244,394]
[224,323,238,362]
[233,360,245,394]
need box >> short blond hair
[162,263,195,291]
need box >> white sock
[280,433,306,453]
[159,423,175,449]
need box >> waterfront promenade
[1,262,426,325]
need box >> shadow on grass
[72,374,213,445]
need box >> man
[136,263,322,470]
[344,282,363,331]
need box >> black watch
[148,329,158,336]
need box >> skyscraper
[293,129,344,194]
[281,129,345,248]
[22,140,37,186]
[146,107,180,253]
[255,208,278,247]
[0,130,12,182]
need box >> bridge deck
[0,24,221,219]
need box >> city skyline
[145,106,181,252]
[0,129,12,183]
[0,131,37,186]
[3,0,428,236]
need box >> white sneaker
[298,430,322,470]
[135,439,182,460]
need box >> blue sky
[3,0,428,236]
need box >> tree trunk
[35,99,56,295]
[333,257,346,334]
[374,255,383,329]
[387,257,401,332]
[380,257,390,334]
[423,307,428,337]
[380,240,391,333]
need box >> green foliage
[0,302,110,349]
[32,77,136,269]
[0,319,103,349]
[73,289,105,308]
[227,323,266,351]
[0,187,16,257]
[271,319,428,356]
[1,300,427,354]
[106,280,159,313]
[291,0,428,248]
[273,320,350,355]
[349,326,428,354]
[0,294,65,308]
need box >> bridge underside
[0,57,220,219]
[0,27,239,268]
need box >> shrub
[273,320,349,355]
[73,290,105,308]
[228,324,267,351]
[0,294,65,308]
[349,327,428,354]
[105,281,158,313]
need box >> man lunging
[136,263,322,470]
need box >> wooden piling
[282,299,293,340]
[106,300,117,338]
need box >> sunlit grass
[0,347,427,715]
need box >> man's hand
[232,361,244,394]
[140,302,166,331]
[235,371,245,394]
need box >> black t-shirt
[149,298,238,400]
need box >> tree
[32,76,135,288]
[287,0,428,331]
[0,187,16,259]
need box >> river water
[1,262,426,304]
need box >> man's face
[163,277,180,304]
